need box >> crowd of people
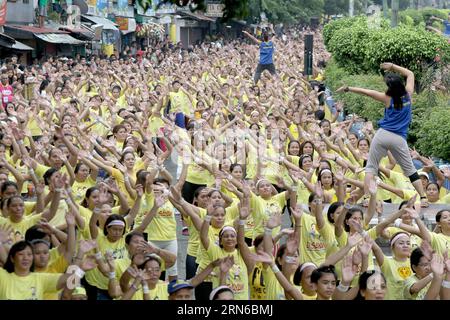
[0,24,449,301]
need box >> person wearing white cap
[209,285,234,300]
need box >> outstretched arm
[242,31,261,45]
[336,86,389,105]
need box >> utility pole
[383,0,388,18]
[349,0,354,17]
[391,0,399,27]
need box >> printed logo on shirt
[397,266,412,279]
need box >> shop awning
[82,15,119,31]
[59,26,95,41]
[0,33,34,50]
[11,40,34,50]
[35,33,85,45]
[177,10,216,22]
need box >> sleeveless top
[378,94,412,140]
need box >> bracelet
[55,188,63,193]
[394,219,402,228]
[271,264,280,273]
[264,227,273,234]
[204,215,212,223]
[108,272,116,280]
[74,266,85,278]
[442,280,450,289]
[94,252,102,260]
[337,283,349,292]
[143,284,150,294]
[131,283,139,290]
[285,256,297,264]
[239,219,246,226]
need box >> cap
[418,171,429,180]
[168,280,193,295]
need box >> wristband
[285,256,297,264]
[394,219,402,228]
[74,266,85,278]
[442,280,450,289]
[108,272,116,280]
[131,283,139,290]
[143,284,150,294]
[301,177,307,183]
[94,252,102,260]
[271,264,280,273]
[361,231,368,237]
[204,215,212,223]
[291,185,298,192]
[55,188,63,193]
[264,227,273,234]
[239,219,246,226]
[337,283,349,292]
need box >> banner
[0,0,7,26]
[115,16,128,30]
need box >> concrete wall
[6,0,35,25]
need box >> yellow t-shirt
[380,256,412,300]
[0,268,61,300]
[299,213,334,266]
[252,192,287,237]
[206,245,249,300]
[85,233,127,290]
[136,193,177,241]
[430,232,450,257]
[403,274,430,300]
[0,214,42,243]
[131,281,169,300]
[169,90,191,115]
[72,177,97,205]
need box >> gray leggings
[254,63,276,84]
[365,128,416,177]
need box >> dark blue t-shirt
[378,95,412,140]
[259,41,274,65]
[444,20,450,36]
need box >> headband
[320,169,332,175]
[209,285,233,300]
[255,179,269,190]
[299,262,317,273]
[390,233,409,247]
[107,220,126,228]
[220,226,237,237]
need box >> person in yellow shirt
[372,232,413,300]
[357,270,387,300]
[0,192,61,242]
[0,241,84,300]
[200,210,249,300]
[310,265,338,300]
[71,162,98,204]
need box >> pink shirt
[0,83,13,108]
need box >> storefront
[81,14,120,57]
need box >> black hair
[6,195,23,208]
[436,209,449,223]
[344,207,364,232]
[193,186,207,205]
[1,180,18,196]
[119,150,135,164]
[4,241,34,273]
[25,225,49,243]
[252,235,264,248]
[43,168,58,186]
[125,231,146,245]
[81,186,99,208]
[74,162,90,175]
[287,140,301,156]
[310,265,337,283]
[103,214,127,236]
[384,73,408,110]
[358,270,386,299]
[293,263,317,286]
[299,154,313,170]
[327,202,344,224]
[230,163,245,176]
[300,140,315,158]
[410,247,424,273]
[314,110,325,121]
[153,178,170,187]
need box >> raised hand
[358,235,374,257]
[252,251,274,264]
[347,232,363,247]
[219,256,235,274]
[342,254,357,283]
[335,86,349,93]
[135,184,144,198]
[290,205,303,223]
[286,232,299,256]
[430,253,445,276]
[0,225,13,244]
[79,240,97,254]
[266,212,282,230]
[80,256,97,272]
[419,240,433,261]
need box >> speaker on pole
[304,34,313,76]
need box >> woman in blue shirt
[336,62,428,206]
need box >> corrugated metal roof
[5,25,69,34]
[35,33,85,44]
[11,40,34,51]
[81,15,119,31]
